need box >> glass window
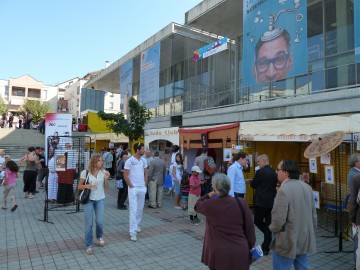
[307,1,324,61]
[325,0,354,56]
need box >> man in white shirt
[124,142,147,242]
[227,151,249,198]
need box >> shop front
[144,127,179,167]
[238,114,360,208]
[178,122,239,171]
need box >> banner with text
[193,37,228,62]
[139,42,161,109]
[355,0,360,62]
[45,113,72,162]
[120,59,133,113]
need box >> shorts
[174,181,181,195]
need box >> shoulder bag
[78,171,91,204]
[235,197,263,263]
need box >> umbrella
[304,131,346,158]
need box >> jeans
[272,252,308,270]
[84,199,104,248]
[128,186,147,236]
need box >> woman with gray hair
[195,173,256,270]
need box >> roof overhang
[185,0,243,39]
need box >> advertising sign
[139,42,161,109]
[120,59,133,113]
[45,113,72,162]
[355,0,360,62]
[242,0,307,87]
[193,37,228,62]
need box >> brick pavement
[0,175,355,270]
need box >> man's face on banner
[253,34,293,83]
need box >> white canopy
[239,114,360,142]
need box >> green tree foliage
[22,99,51,123]
[0,95,8,115]
[98,97,152,149]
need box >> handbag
[78,171,90,204]
[115,179,124,189]
[235,197,263,263]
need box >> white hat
[191,166,202,173]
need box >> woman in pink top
[2,160,19,212]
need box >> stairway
[0,128,45,159]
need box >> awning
[179,122,239,134]
[239,114,360,142]
[179,122,239,149]
[144,127,179,148]
[86,133,129,143]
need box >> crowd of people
[8,142,360,269]
[0,112,40,130]
[75,143,319,270]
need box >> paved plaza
[0,174,355,270]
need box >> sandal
[98,238,105,247]
[85,247,93,255]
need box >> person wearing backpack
[194,147,212,196]
[227,151,249,198]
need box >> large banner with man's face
[355,0,360,63]
[242,0,308,87]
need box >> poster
[45,113,72,162]
[223,148,232,161]
[120,59,133,114]
[355,0,360,62]
[139,42,161,108]
[242,0,308,86]
[325,165,334,184]
[320,153,330,164]
[309,158,317,173]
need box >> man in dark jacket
[349,173,360,270]
[250,154,277,255]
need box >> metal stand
[324,147,351,253]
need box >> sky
[0,0,202,85]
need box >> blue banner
[120,60,133,97]
[193,37,228,62]
[242,0,307,87]
[139,42,161,108]
[120,60,133,113]
[355,0,360,63]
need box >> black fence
[40,135,92,223]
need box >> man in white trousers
[124,142,147,242]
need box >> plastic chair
[323,194,350,224]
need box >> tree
[98,97,152,150]
[0,95,8,115]
[22,99,51,123]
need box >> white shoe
[136,227,141,233]
[98,238,105,247]
[130,234,137,241]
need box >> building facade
[84,0,360,205]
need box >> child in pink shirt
[188,166,204,225]
[2,160,19,212]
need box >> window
[43,90,47,100]
[109,102,113,110]
[28,88,41,98]
[12,87,25,97]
